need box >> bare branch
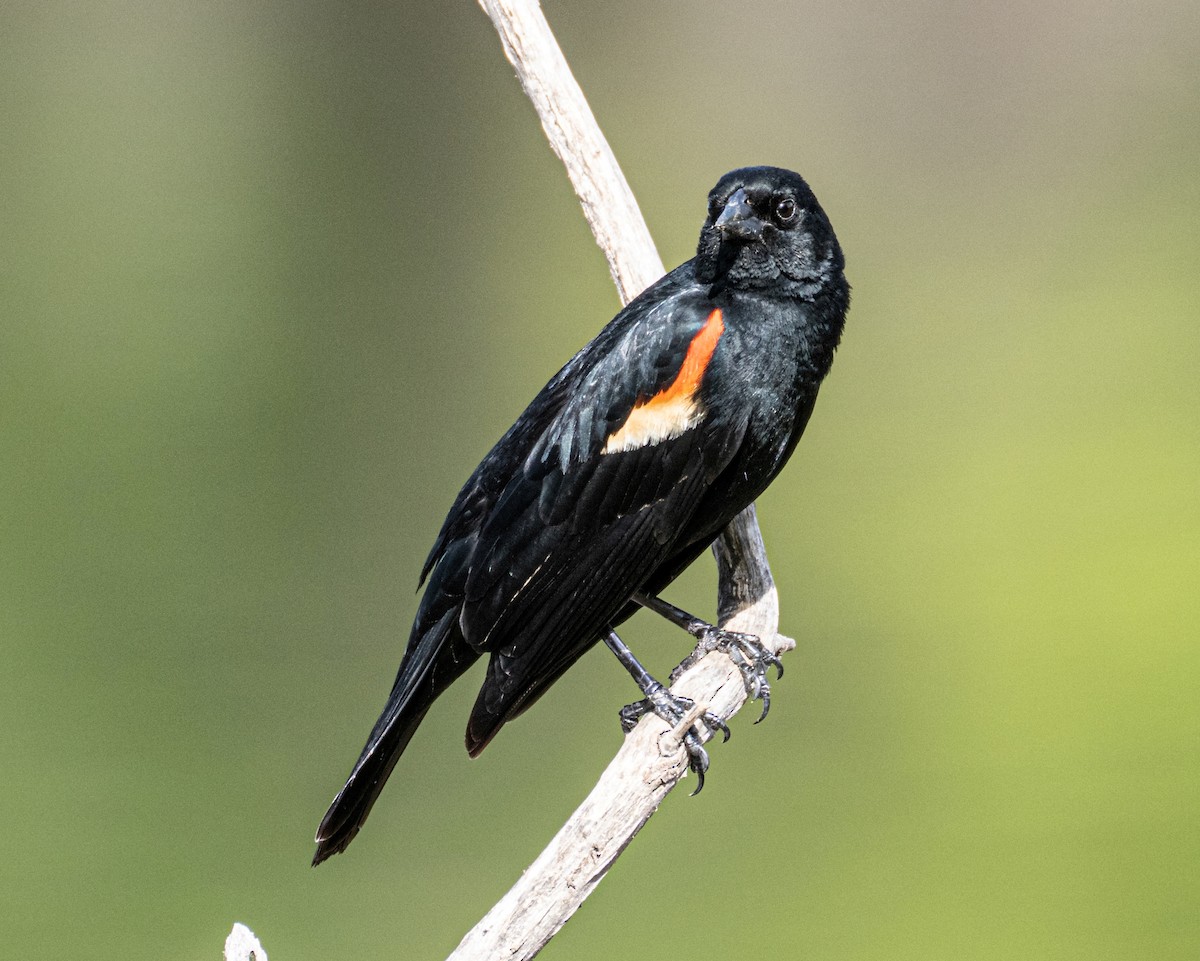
[447,2,788,959]
[224,923,268,961]
[476,0,664,301]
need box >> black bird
[313,166,849,865]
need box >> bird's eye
[774,198,798,225]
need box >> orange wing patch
[602,309,725,454]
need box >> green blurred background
[2,0,1197,957]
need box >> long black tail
[312,608,477,865]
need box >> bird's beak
[714,188,764,242]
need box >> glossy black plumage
[313,166,849,864]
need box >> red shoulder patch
[603,309,724,454]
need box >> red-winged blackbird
[313,166,849,864]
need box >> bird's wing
[418,262,700,588]
[418,367,573,587]
[458,294,748,754]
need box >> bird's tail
[312,608,477,865]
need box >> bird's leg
[633,591,783,723]
[602,628,728,794]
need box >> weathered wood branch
[475,0,665,301]
[447,2,790,960]
[224,922,267,961]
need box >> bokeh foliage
[2,0,1197,958]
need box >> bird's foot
[619,681,729,795]
[669,626,783,723]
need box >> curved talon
[704,711,732,743]
[683,733,709,795]
[754,682,771,723]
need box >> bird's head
[696,166,844,299]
